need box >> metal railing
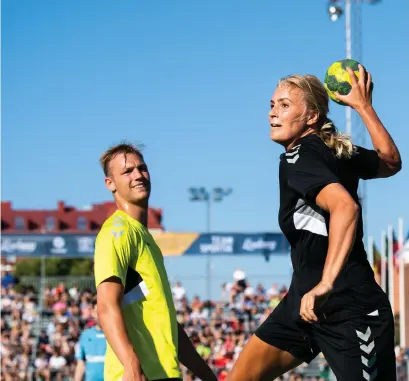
[20,276,96,292]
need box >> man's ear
[306,111,320,126]
[105,177,116,193]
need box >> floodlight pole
[345,0,352,137]
[328,0,381,251]
[188,187,232,300]
[29,255,46,379]
[206,194,212,234]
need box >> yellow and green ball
[324,59,362,105]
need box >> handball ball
[324,59,363,105]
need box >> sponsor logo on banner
[1,238,38,254]
[199,236,234,254]
[50,236,68,254]
[241,237,278,252]
[76,237,95,253]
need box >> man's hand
[300,282,333,324]
[123,359,148,381]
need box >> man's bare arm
[96,277,144,376]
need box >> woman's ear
[306,111,320,126]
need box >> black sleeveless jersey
[278,134,380,296]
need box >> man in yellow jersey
[94,143,217,381]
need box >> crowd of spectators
[1,269,408,381]
[1,281,98,381]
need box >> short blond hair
[278,74,354,159]
[100,142,144,176]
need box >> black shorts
[255,283,397,381]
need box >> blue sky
[2,0,408,246]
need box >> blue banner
[1,234,96,257]
[184,233,290,256]
[1,233,290,258]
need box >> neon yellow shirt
[94,210,181,381]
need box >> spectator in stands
[35,351,51,381]
[1,268,18,289]
[69,283,80,301]
[265,283,279,299]
[52,282,66,297]
[220,282,233,305]
[172,281,186,300]
[49,347,67,381]
[172,281,187,313]
[74,300,106,381]
[232,269,247,293]
[254,284,266,303]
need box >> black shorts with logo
[255,281,396,381]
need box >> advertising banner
[1,234,96,257]
[1,232,290,257]
[183,233,290,256]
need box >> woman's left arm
[317,183,359,287]
[299,183,359,324]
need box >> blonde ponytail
[319,118,354,159]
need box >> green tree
[14,259,41,277]
[69,259,94,276]
[15,258,94,277]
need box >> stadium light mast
[327,0,381,137]
[327,0,381,251]
[188,187,233,299]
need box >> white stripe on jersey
[293,199,328,236]
[85,355,105,363]
[122,280,150,308]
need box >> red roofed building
[1,201,164,234]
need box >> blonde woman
[226,66,401,381]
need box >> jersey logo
[111,215,126,238]
[355,326,378,381]
[113,216,125,227]
[111,230,124,238]
[285,144,301,164]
